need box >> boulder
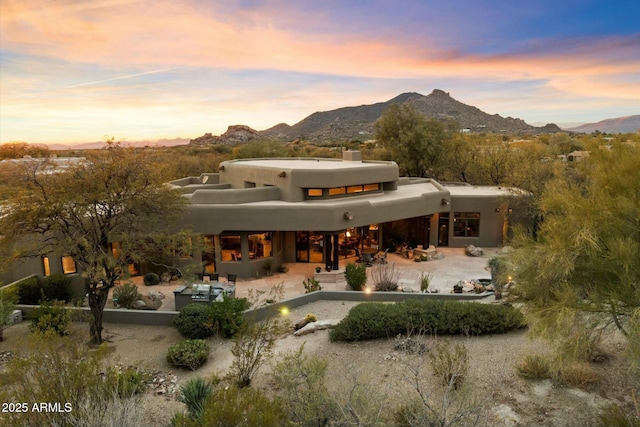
[147,290,165,301]
[160,272,172,283]
[132,300,147,310]
[465,245,483,257]
[294,319,341,336]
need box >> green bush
[42,273,73,302]
[29,300,71,336]
[166,339,210,370]
[345,262,367,291]
[329,300,525,342]
[208,296,250,338]
[303,277,322,293]
[112,282,142,309]
[174,303,214,339]
[143,272,161,286]
[17,277,42,304]
[178,377,213,420]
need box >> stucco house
[168,150,521,278]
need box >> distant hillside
[258,89,560,141]
[45,138,190,150]
[567,115,640,134]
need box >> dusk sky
[1,0,639,145]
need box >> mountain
[257,89,560,141]
[566,115,640,134]
[46,138,189,151]
[189,125,260,145]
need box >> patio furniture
[227,274,237,284]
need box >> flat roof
[228,158,389,170]
[443,184,515,197]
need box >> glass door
[296,231,309,262]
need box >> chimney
[342,150,362,162]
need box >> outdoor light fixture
[508,207,513,213]
[495,208,501,213]
[344,212,354,220]
[277,171,286,178]
[441,198,450,205]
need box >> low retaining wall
[16,290,493,326]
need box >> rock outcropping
[190,125,259,145]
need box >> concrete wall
[15,290,493,326]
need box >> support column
[332,233,339,270]
[324,234,332,271]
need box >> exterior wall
[0,256,86,299]
[448,193,509,248]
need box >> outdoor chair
[227,274,237,284]
[211,272,219,282]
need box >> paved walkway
[120,247,502,311]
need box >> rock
[160,272,172,283]
[294,319,341,336]
[465,245,483,257]
[147,290,165,301]
[132,300,147,309]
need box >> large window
[453,212,480,238]
[61,256,77,274]
[202,235,216,273]
[305,183,381,199]
[248,232,272,259]
[221,235,241,261]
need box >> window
[221,235,241,261]
[42,256,51,276]
[61,256,77,274]
[249,232,272,259]
[202,235,216,273]
[453,212,480,237]
[306,184,381,199]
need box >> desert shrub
[303,277,322,293]
[329,302,406,341]
[330,300,525,342]
[208,295,250,338]
[143,272,161,286]
[112,282,142,309]
[556,361,600,388]
[394,333,427,355]
[428,341,469,389]
[166,339,210,370]
[173,303,214,339]
[42,273,73,302]
[17,277,42,304]
[29,300,71,336]
[345,262,367,291]
[516,353,552,379]
[227,316,288,387]
[1,333,147,427]
[185,385,288,427]
[269,344,336,426]
[105,366,147,398]
[371,262,399,291]
[420,272,432,292]
[178,377,213,420]
[599,403,640,427]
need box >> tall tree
[0,142,187,344]
[510,143,640,363]
[375,103,452,177]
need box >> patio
[112,247,501,312]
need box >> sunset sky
[1,0,639,145]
